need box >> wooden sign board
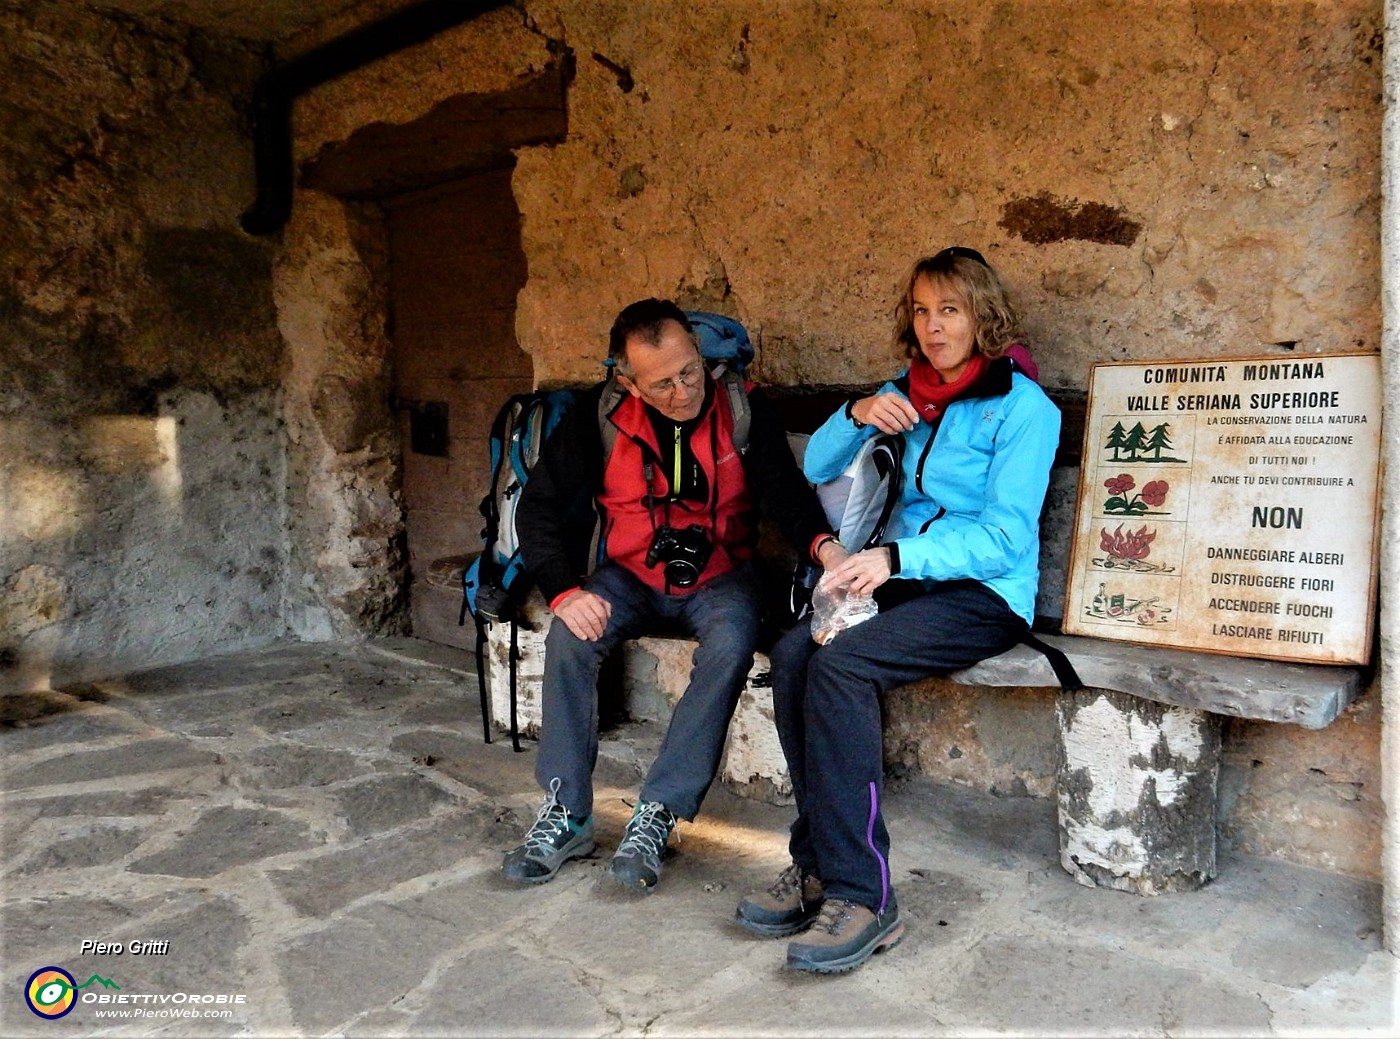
[1063,353,1382,665]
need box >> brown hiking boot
[735,863,825,937]
[785,897,905,974]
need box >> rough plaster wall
[293,7,554,156]
[884,681,1060,799]
[273,194,406,641]
[286,0,1383,878]
[514,0,1382,389]
[1,3,288,689]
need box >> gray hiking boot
[735,863,825,937]
[608,800,677,892]
[502,780,595,885]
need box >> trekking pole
[475,618,492,744]
[508,617,523,753]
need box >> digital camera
[644,524,713,588]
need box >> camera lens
[664,559,701,588]
[647,524,712,588]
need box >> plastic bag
[810,571,879,645]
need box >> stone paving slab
[0,637,1394,1038]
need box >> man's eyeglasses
[644,360,704,398]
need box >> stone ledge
[945,634,1363,730]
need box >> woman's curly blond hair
[892,248,1024,361]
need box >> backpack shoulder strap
[862,434,904,548]
[1018,630,1085,690]
[479,394,528,545]
[597,375,627,467]
[718,369,751,454]
[828,433,905,550]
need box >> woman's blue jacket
[804,360,1061,624]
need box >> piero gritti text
[81,939,170,955]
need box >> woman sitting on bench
[734,246,1061,974]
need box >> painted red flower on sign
[1103,474,1171,515]
[1140,480,1169,507]
[1100,523,1156,561]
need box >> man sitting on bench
[501,298,843,893]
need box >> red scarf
[906,352,989,421]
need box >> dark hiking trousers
[769,578,1026,912]
[534,562,762,821]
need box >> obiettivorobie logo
[24,967,120,1019]
[23,964,247,1022]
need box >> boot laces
[524,777,574,849]
[767,863,806,901]
[617,800,676,857]
[811,899,858,936]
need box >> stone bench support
[1055,687,1221,895]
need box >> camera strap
[642,423,722,549]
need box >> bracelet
[844,399,867,429]
[814,534,839,559]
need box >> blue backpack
[461,389,581,628]
[461,311,755,749]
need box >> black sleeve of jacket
[516,382,606,606]
[742,386,834,556]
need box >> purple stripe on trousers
[866,781,889,914]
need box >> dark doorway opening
[301,62,570,647]
[386,168,533,643]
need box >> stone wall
[1,3,291,689]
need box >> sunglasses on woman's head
[932,246,990,268]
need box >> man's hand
[850,392,920,434]
[825,546,893,598]
[553,589,612,641]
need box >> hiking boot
[735,863,826,937]
[501,780,595,885]
[608,800,677,892]
[785,898,905,974]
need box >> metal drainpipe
[240,0,509,236]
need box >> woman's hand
[817,538,851,570]
[826,546,893,597]
[553,589,612,641]
[851,392,920,434]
